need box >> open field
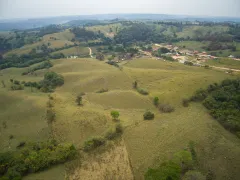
[205,58,240,69]
[51,46,89,56]
[87,23,122,38]
[176,25,229,39]
[1,57,240,179]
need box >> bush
[159,103,175,113]
[111,110,120,120]
[105,123,123,140]
[153,97,159,106]
[182,98,190,107]
[10,84,24,90]
[46,109,55,124]
[76,95,83,106]
[145,161,181,180]
[143,111,155,120]
[137,88,149,95]
[96,88,108,93]
[83,137,106,152]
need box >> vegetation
[96,88,108,93]
[137,88,149,95]
[83,136,106,152]
[153,97,159,107]
[22,61,53,75]
[191,79,240,136]
[76,95,83,106]
[145,145,202,180]
[105,123,123,140]
[143,111,155,120]
[111,110,120,120]
[159,103,175,113]
[39,72,64,92]
[182,98,190,107]
[0,140,77,180]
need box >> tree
[96,53,105,61]
[133,81,138,89]
[153,97,159,106]
[111,111,120,120]
[143,111,155,120]
[76,95,83,106]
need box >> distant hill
[1,14,240,31]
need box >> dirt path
[88,47,93,58]
[210,65,240,72]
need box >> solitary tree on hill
[111,111,120,120]
[76,95,83,106]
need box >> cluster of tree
[203,41,236,51]
[23,72,64,93]
[145,142,205,180]
[70,27,96,41]
[0,31,39,53]
[0,47,64,70]
[190,79,240,136]
[114,23,154,45]
[0,140,77,180]
[38,25,62,36]
[84,123,123,152]
[22,61,53,75]
[10,79,24,90]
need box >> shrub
[76,95,83,106]
[183,171,206,180]
[111,110,120,120]
[46,109,55,124]
[96,88,108,93]
[105,123,123,140]
[16,142,26,149]
[39,72,64,92]
[159,103,175,113]
[115,123,123,134]
[182,98,190,107]
[133,81,138,89]
[83,137,106,152]
[190,89,208,102]
[10,84,24,90]
[137,88,149,95]
[184,61,194,66]
[143,111,155,120]
[153,97,159,106]
[145,161,181,180]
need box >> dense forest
[191,79,240,137]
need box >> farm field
[1,56,240,179]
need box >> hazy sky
[0,0,240,19]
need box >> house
[228,55,235,58]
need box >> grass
[86,23,122,38]
[4,30,75,56]
[205,58,240,69]
[1,56,240,180]
[174,41,209,51]
[51,46,89,56]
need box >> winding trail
[88,47,93,58]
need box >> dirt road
[88,47,93,58]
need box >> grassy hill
[1,56,240,179]
[4,30,75,56]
